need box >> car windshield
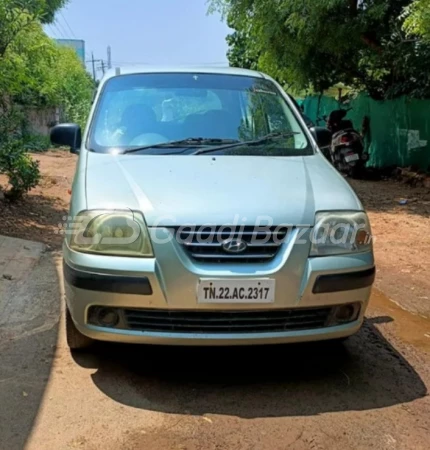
[88,72,312,156]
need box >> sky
[45,0,231,76]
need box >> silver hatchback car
[51,66,375,350]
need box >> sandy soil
[0,151,76,248]
[349,179,430,316]
[0,152,429,450]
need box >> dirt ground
[0,151,75,249]
[348,178,430,317]
[0,152,429,450]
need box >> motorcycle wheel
[350,163,365,179]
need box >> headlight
[68,210,153,257]
[310,211,372,256]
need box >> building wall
[24,107,60,136]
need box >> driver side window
[238,91,291,139]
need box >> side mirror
[310,126,332,149]
[302,115,314,128]
[50,123,82,154]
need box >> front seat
[118,104,157,145]
[184,110,240,140]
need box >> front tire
[65,307,94,351]
[349,163,365,179]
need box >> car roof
[101,65,266,82]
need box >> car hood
[85,153,362,226]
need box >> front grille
[172,226,291,263]
[122,307,332,334]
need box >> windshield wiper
[192,132,300,155]
[122,138,240,154]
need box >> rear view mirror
[50,123,82,154]
[310,126,332,149]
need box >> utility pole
[86,53,107,80]
[86,52,97,81]
[107,46,112,70]
[91,52,96,81]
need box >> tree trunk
[361,34,383,54]
[349,0,358,14]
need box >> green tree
[51,46,94,128]
[209,0,430,99]
[0,0,68,57]
[0,105,41,199]
[40,0,69,23]
[7,0,68,23]
[0,0,93,199]
[403,0,430,40]
[0,15,94,126]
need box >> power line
[86,53,109,80]
[110,61,228,66]
[52,21,66,38]
[47,24,59,38]
[110,61,148,66]
[54,19,68,38]
[59,11,77,39]
[52,22,65,38]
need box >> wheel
[65,307,94,351]
[350,164,364,179]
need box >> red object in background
[340,135,351,144]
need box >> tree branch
[349,0,358,14]
[0,13,36,59]
[361,33,383,54]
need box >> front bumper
[63,229,375,346]
[70,316,366,346]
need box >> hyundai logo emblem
[222,238,248,254]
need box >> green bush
[22,133,51,152]
[0,107,41,200]
[0,139,41,200]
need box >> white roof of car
[102,65,266,81]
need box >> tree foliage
[0,106,41,199]
[8,0,68,23]
[0,7,93,123]
[0,0,93,199]
[403,0,430,40]
[209,0,430,99]
[0,0,68,58]
[40,0,69,23]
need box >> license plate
[198,279,275,304]
[345,153,359,162]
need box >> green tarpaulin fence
[303,94,430,170]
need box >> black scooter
[321,109,369,178]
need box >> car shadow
[0,252,61,450]
[72,317,427,418]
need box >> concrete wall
[24,107,60,136]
